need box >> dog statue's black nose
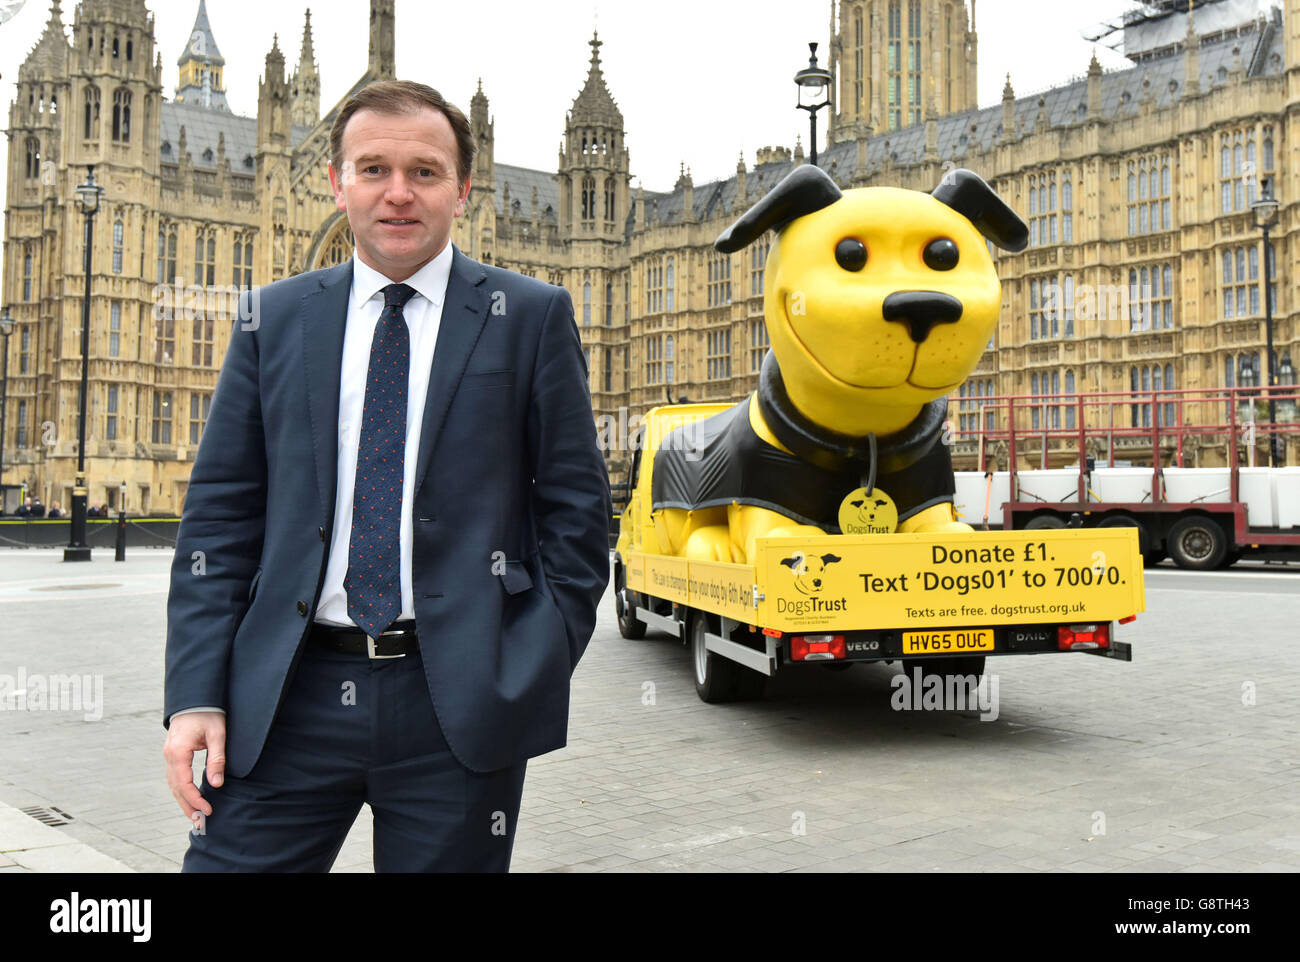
[882,291,963,343]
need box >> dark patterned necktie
[345,283,417,638]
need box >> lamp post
[0,306,13,514]
[1250,176,1280,466]
[794,42,833,166]
[66,166,105,562]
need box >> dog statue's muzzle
[882,291,964,343]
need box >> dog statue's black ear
[932,169,1029,253]
[715,165,843,253]
[780,556,800,570]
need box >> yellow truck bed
[625,528,1145,633]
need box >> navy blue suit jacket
[164,246,612,775]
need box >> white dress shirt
[315,246,453,626]
[170,246,453,722]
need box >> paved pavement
[0,548,1298,872]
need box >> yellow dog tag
[838,487,898,534]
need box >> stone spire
[1185,0,1201,95]
[291,8,320,127]
[368,0,396,81]
[470,78,494,188]
[18,1,70,83]
[1087,49,1103,117]
[1001,73,1016,140]
[570,30,623,126]
[176,0,229,110]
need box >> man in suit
[163,80,612,872]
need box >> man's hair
[330,80,475,184]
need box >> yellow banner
[755,529,1145,632]
[684,559,756,622]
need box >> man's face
[328,106,470,281]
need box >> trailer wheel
[614,566,647,639]
[1024,514,1066,530]
[1167,515,1227,571]
[1098,514,1153,561]
[689,612,765,703]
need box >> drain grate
[21,805,74,827]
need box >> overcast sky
[1,0,1139,275]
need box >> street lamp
[1250,176,1281,466]
[66,166,105,562]
[794,41,833,167]
[0,305,13,514]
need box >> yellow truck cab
[614,404,1146,704]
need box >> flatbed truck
[613,404,1145,703]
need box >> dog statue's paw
[897,504,972,534]
[906,521,974,534]
[684,525,737,563]
[766,523,828,540]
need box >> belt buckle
[366,630,408,660]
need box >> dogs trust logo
[838,486,899,535]
[781,551,841,596]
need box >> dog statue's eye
[835,238,867,272]
[923,238,960,271]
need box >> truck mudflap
[1081,639,1133,662]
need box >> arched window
[112,88,132,142]
[24,137,40,179]
[605,280,613,326]
[1065,370,1077,429]
[604,177,615,222]
[582,281,591,326]
[22,249,33,301]
[112,218,124,274]
[664,334,674,383]
[581,176,595,221]
[665,257,675,312]
[84,85,101,139]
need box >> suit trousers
[181,641,528,872]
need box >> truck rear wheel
[690,612,766,703]
[615,566,647,639]
[1167,515,1227,570]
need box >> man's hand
[164,711,227,824]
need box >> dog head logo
[853,496,889,523]
[781,551,842,595]
[715,166,1028,427]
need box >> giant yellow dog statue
[650,165,1029,564]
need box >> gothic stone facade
[3,0,1298,514]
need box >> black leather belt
[309,621,419,659]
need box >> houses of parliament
[2,0,1297,514]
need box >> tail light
[790,634,846,661]
[1058,623,1110,651]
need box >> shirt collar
[350,243,454,311]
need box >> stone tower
[257,35,292,281]
[558,31,630,240]
[828,0,976,140]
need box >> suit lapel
[300,261,354,519]
[414,246,490,495]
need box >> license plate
[902,628,995,655]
